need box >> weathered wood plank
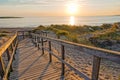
[9,38,61,80]
[61,45,65,77]
[92,56,101,80]
[48,41,52,62]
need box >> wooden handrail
[31,33,120,63]
[30,32,120,80]
[0,32,17,57]
[3,41,18,80]
[0,32,18,80]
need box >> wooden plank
[9,38,61,80]
[92,56,101,80]
[19,67,57,79]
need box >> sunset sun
[67,3,78,15]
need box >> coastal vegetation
[33,22,120,50]
[0,30,8,38]
[0,30,10,33]
[0,33,7,37]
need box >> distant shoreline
[0,17,23,19]
[112,15,120,16]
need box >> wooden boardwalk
[1,32,120,80]
[9,38,61,80]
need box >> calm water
[0,16,120,28]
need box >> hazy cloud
[0,0,86,6]
[0,0,120,16]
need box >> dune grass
[32,22,120,46]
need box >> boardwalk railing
[0,32,18,80]
[30,32,120,80]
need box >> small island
[113,15,120,16]
[0,16,23,19]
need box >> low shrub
[0,33,7,37]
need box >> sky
[0,0,120,17]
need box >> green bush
[101,24,112,29]
[0,31,10,33]
[67,34,79,43]
[37,25,46,30]
[32,23,120,45]
[0,33,7,37]
[32,25,46,33]
[56,30,69,39]
[91,26,102,31]
[97,31,120,40]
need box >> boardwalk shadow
[18,53,43,78]
[10,38,61,80]
[19,49,38,63]
[9,38,43,80]
[18,40,34,49]
[38,62,51,80]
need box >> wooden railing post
[34,36,37,47]
[37,37,40,50]
[11,43,15,60]
[23,31,24,39]
[12,40,14,47]
[41,38,44,55]
[6,49,10,61]
[61,45,65,79]
[48,41,52,62]
[28,31,31,38]
[0,62,4,78]
[10,64,13,72]
[0,58,4,78]
[10,44,13,51]
[31,34,34,44]
[0,57,6,78]
[33,35,35,46]
[14,37,17,54]
[35,36,37,42]
[0,32,18,80]
[92,56,101,80]
[46,32,47,37]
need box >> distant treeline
[0,17,23,19]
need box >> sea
[0,16,120,28]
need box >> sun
[67,3,77,15]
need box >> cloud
[1,0,86,6]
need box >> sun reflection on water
[70,16,75,25]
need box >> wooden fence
[0,32,18,80]
[0,31,120,80]
[30,32,120,80]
